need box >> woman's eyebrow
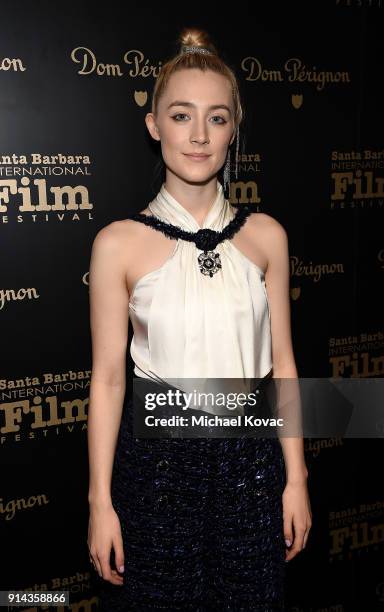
[167,100,231,112]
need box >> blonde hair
[151,27,244,129]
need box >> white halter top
[128,180,272,396]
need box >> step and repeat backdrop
[1,1,383,610]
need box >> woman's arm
[259,214,312,560]
[87,222,130,508]
[260,215,308,481]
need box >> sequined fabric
[97,392,286,611]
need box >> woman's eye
[172,113,188,121]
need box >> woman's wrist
[88,490,112,508]
[286,468,308,485]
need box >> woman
[87,27,312,611]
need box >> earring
[223,148,231,196]
[223,126,239,197]
[234,125,239,179]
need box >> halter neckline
[148,180,234,232]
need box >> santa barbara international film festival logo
[329,499,384,563]
[0,369,91,444]
[328,330,384,378]
[0,153,93,224]
[331,149,384,210]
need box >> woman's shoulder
[95,207,152,241]
[243,209,288,241]
[230,207,288,259]
[91,207,158,265]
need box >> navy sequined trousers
[98,390,286,611]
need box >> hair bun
[178,27,218,55]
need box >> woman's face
[146,68,236,184]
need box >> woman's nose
[190,121,210,145]
[190,133,210,144]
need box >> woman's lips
[184,154,210,161]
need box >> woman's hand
[87,501,125,585]
[282,478,312,562]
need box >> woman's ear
[145,113,161,141]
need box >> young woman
[87,27,312,611]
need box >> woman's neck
[163,175,219,226]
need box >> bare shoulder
[240,211,289,274]
[90,221,123,255]
[92,211,152,253]
[88,222,128,286]
[246,211,286,234]
[114,208,153,239]
[90,209,170,299]
[247,211,288,248]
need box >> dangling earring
[223,126,239,197]
[223,148,231,196]
[234,125,240,179]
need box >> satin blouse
[127,180,272,399]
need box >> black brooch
[128,204,256,278]
[198,250,222,277]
